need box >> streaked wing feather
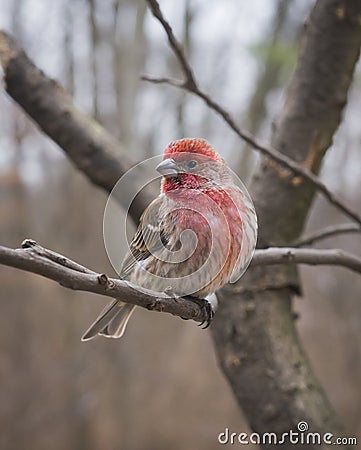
[120,196,168,278]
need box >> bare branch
[1,241,360,315]
[251,247,361,274]
[292,223,361,247]
[144,0,361,226]
[0,240,207,323]
[0,30,155,224]
[141,75,184,87]
[144,0,197,90]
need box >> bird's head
[157,138,232,192]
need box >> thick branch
[0,31,155,223]
[144,0,361,226]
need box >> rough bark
[212,1,361,448]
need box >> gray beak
[156,158,179,176]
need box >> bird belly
[129,228,239,298]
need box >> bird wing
[120,195,168,277]
[229,195,258,283]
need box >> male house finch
[82,138,257,341]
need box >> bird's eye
[186,160,197,169]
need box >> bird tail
[81,300,136,341]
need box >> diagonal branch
[144,0,361,226]
[145,0,197,90]
[0,30,155,224]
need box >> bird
[81,138,257,341]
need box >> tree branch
[1,241,360,320]
[251,247,361,273]
[0,240,207,323]
[144,0,197,90]
[144,0,361,226]
[292,223,361,247]
[0,30,155,224]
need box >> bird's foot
[188,296,215,329]
[163,289,215,328]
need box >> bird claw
[165,291,215,327]
[189,297,214,329]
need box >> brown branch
[0,240,207,323]
[1,241,360,315]
[0,30,155,224]
[144,0,361,226]
[292,223,361,247]
[251,247,361,273]
[141,75,184,87]
[144,0,197,90]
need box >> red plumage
[82,138,257,341]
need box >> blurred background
[0,0,360,449]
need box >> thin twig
[145,0,197,90]
[141,75,184,87]
[292,224,361,247]
[144,0,361,226]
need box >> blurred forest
[0,0,360,449]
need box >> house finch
[82,138,257,341]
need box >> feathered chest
[162,186,244,241]
[124,184,254,297]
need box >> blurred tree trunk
[89,0,100,120]
[212,1,361,448]
[175,0,193,138]
[237,0,294,182]
[112,0,147,152]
